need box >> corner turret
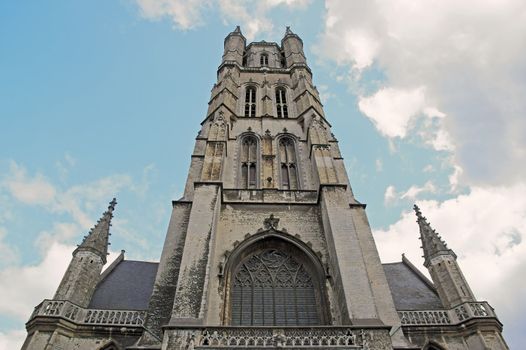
[54,198,117,307]
[281,26,307,68]
[223,26,245,66]
[414,204,476,309]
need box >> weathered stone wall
[404,324,510,350]
[429,254,476,309]
[244,42,283,68]
[171,184,221,322]
[205,202,335,325]
[22,327,142,350]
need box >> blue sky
[1,0,525,348]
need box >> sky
[1,0,525,348]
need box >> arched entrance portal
[226,235,328,326]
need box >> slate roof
[89,260,158,310]
[383,260,443,310]
[88,258,443,312]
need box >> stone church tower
[22,27,508,350]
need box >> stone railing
[30,299,146,327]
[399,301,496,326]
[192,326,392,349]
[222,189,318,204]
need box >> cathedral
[22,27,508,350]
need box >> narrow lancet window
[279,137,298,190]
[260,53,269,66]
[244,86,256,117]
[276,88,288,118]
[240,136,258,189]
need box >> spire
[413,204,456,266]
[233,25,241,34]
[76,198,117,263]
[285,26,294,35]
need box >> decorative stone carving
[263,214,279,230]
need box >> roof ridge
[401,254,438,294]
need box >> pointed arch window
[240,136,258,189]
[260,53,269,66]
[231,249,320,326]
[275,87,288,118]
[244,86,256,117]
[279,137,298,190]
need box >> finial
[108,198,117,212]
[234,25,241,33]
[285,26,293,35]
[413,204,423,219]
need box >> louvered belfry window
[279,137,298,190]
[240,136,258,189]
[231,249,320,326]
[245,86,256,117]
[275,88,288,118]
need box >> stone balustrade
[222,188,318,204]
[30,299,146,327]
[192,326,392,349]
[399,301,496,326]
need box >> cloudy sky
[1,0,525,348]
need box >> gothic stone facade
[22,27,508,350]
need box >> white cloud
[384,185,396,206]
[136,0,212,30]
[423,164,434,173]
[136,0,311,39]
[358,86,427,138]
[0,329,26,350]
[383,181,436,205]
[317,0,526,185]
[400,181,436,201]
[3,162,56,206]
[0,242,73,320]
[374,183,526,345]
[448,164,463,192]
[1,161,133,230]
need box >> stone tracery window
[231,249,319,326]
[240,136,258,189]
[279,137,298,190]
[244,86,256,117]
[275,87,288,119]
